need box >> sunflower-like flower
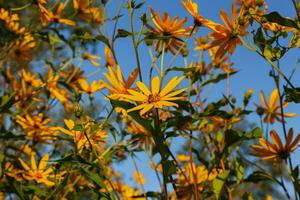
[41,3,76,26]
[180,0,214,26]
[16,113,59,142]
[254,89,296,124]
[18,153,64,187]
[251,129,300,161]
[122,76,186,115]
[103,65,139,100]
[145,8,193,54]
[10,33,36,64]
[59,118,108,153]
[195,4,248,59]
[176,162,222,199]
[78,78,105,95]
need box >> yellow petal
[151,76,160,94]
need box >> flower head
[196,4,248,59]
[122,76,186,115]
[103,65,139,100]
[18,153,63,187]
[254,89,296,124]
[146,8,193,54]
[251,129,300,161]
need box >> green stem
[129,1,143,82]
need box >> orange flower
[254,89,296,124]
[78,78,105,95]
[251,129,300,161]
[195,4,248,59]
[19,153,64,187]
[82,52,101,67]
[16,113,59,142]
[103,65,139,100]
[145,8,193,54]
[10,33,36,64]
[180,0,213,26]
[40,3,76,26]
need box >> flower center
[148,93,160,103]
[35,172,43,179]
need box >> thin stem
[291,0,300,21]
[160,43,166,79]
[129,1,143,81]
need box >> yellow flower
[16,113,59,142]
[133,170,146,185]
[251,129,300,161]
[126,118,153,151]
[176,162,222,199]
[103,65,139,100]
[104,46,115,67]
[19,69,43,87]
[46,68,70,103]
[10,33,36,64]
[82,52,101,67]
[0,8,25,33]
[146,8,193,54]
[254,89,296,124]
[195,4,248,59]
[78,78,105,95]
[180,0,213,26]
[41,3,76,26]
[177,154,191,162]
[122,76,186,115]
[60,118,108,153]
[18,153,62,187]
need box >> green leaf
[115,29,132,39]
[82,167,106,189]
[284,86,300,103]
[95,35,110,46]
[245,171,275,183]
[290,31,300,47]
[264,12,298,29]
[224,127,263,149]
[254,27,266,51]
[234,157,244,184]
[0,93,15,113]
[213,170,230,199]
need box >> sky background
[80,0,300,194]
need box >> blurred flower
[126,118,152,151]
[0,8,25,33]
[10,33,36,64]
[16,113,59,142]
[133,171,146,185]
[180,0,213,26]
[78,78,105,95]
[122,76,186,115]
[103,65,139,100]
[46,68,70,103]
[19,153,63,187]
[176,162,222,199]
[60,118,108,153]
[41,3,76,26]
[104,46,115,67]
[251,128,300,161]
[82,52,101,67]
[145,8,193,54]
[254,89,296,124]
[177,154,191,162]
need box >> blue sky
[80,0,300,194]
